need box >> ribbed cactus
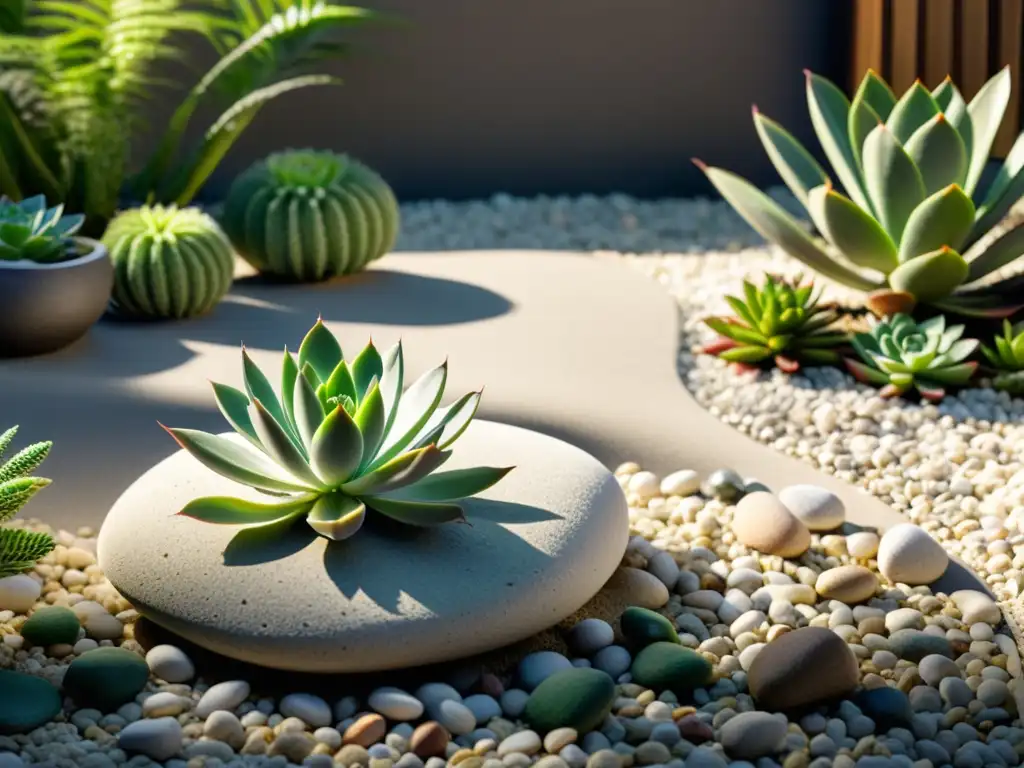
[103,205,236,320]
[221,149,400,282]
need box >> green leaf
[850,70,898,173]
[293,366,325,449]
[382,466,514,502]
[378,341,405,438]
[372,361,449,468]
[719,346,773,363]
[325,360,357,402]
[0,528,55,579]
[898,185,975,263]
[0,441,50,484]
[0,427,16,462]
[363,496,466,527]
[0,477,50,520]
[845,357,894,386]
[249,399,321,486]
[699,165,880,290]
[343,445,450,496]
[211,383,260,447]
[309,404,364,485]
[968,133,1024,247]
[964,66,1012,196]
[350,340,383,401]
[861,124,927,243]
[705,317,766,347]
[419,392,483,451]
[805,71,872,211]
[306,493,366,541]
[177,495,313,526]
[806,184,898,274]
[298,319,344,383]
[752,109,829,207]
[886,80,940,144]
[242,348,300,448]
[354,380,386,469]
[922,361,978,386]
[903,113,968,193]
[977,129,1024,214]
[966,222,1024,282]
[281,347,299,434]
[888,247,969,302]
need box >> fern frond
[0,441,52,484]
[0,528,55,578]
[0,477,51,522]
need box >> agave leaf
[888,247,969,302]
[379,341,405,438]
[752,109,829,207]
[325,360,357,402]
[343,444,450,496]
[699,165,880,290]
[250,399,321,486]
[805,72,872,210]
[806,184,898,274]
[293,367,325,448]
[964,66,1012,196]
[966,222,1024,282]
[363,496,466,527]
[163,427,316,493]
[719,346,773,363]
[849,70,897,168]
[350,341,383,401]
[969,148,1024,246]
[354,379,386,469]
[212,382,261,448]
[298,318,344,383]
[705,317,766,347]
[242,349,301,449]
[977,129,1024,216]
[861,124,927,243]
[886,81,940,144]
[281,348,299,434]
[923,361,978,385]
[903,114,968,193]
[725,295,760,328]
[177,494,313,526]
[309,404,365,485]
[381,466,514,502]
[371,361,449,468]
[844,357,892,386]
[306,493,366,540]
[898,185,975,262]
[411,392,483,451]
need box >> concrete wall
[142,0,852,202]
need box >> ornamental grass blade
[888,247,968,302]
[343,445,450,496]
[862,124,926,243]
[752,109,829,207]
[966,222,1024,282]
[886,80,940,144]
[350,341,383,401]
[0,477,50,520]
[897,185,975,263]
[250,400,321,485]
[0,441,50,483]
[372,361,448,468]
[293,366,326,449]
[306,494,366,541]
[354,380,386,469]
[698,164,879,290]
[309,403,364,485]
[242,348,301,448]
[964,66,1012,195]
[177,495,314,526]
[0,528,55,579]
[163,426,317,493]
[364,496,466,527]
[212,382,261,448]
[381,466,514,502]
[806,184,898,274]
[298,318,343,383]
[903,114,968,193]
[805,72,872,211]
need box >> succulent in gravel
[0,195,84,263]
[163,318,513,541]
[221,149,399,282]
[701,274,848,372]
[980,319,1024,394]
[697,68,1024,319]
[103,205,236,319]
[844,314,978,401]
[0,425,55,578]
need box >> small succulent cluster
[164,318,513,541]
[0,195,85,264]
[701,275,848,372]
[844,314,978,401]
[0,426,55,578]
[981,319,1024,394]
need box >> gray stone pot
[0,238,113,358]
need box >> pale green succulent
[980,319,1024,394]
[164,319,513,541]
[845,314,978,401]
[0,194,84,263]
[0,425,56,578]
[697,68,1024,318]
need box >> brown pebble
[858,617,885,636]
[344,714,386,748]
[268,732,315,763]
[672,706,696,720]
[700,572,726,593]
[455,758,485,768]
[336,744,372,767]
[478,672,504,699]
[410,721,450,758]
[676,715,712,743]
[450,748,475,764]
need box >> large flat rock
[97,421,627,672]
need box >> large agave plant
[163,319,513,541]
[698,68,1024,318]
[0,425,56,578]
[844,314,978,401]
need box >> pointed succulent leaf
[0,529,55,579]
[805,71,872,210]
[306,493,366,540]
[932,77,962,113]
[861,124,927,243]
[250,399,321,485]
[212,382,261,447]
[977,129,1024,215]
[856,70,898,119]
[725,295,760,328]
[371,361,449,467]
[933,289,1024,319]
[293,366,325,448]
[742,281,762,315]
[298,318,344,383]
[324,360,358,403]
[966,222,1024,282]
[982,342,1004,367]
[378,341,405,438]
[898,184,975,262]
[242,349,300,448]
[888,247,968,302]
[969,153,1024,246]
[704,318,766,347]
[350,341,384,402]
[849,70,897,168]
[309,403,365,485]
[281,348,299,433]
[945,338,979,363]
[922,361,978,385]
[806,184,898,274]
[844,358,892,385]
[699,165,880,290]
[719,346,773,363]
[381,466,515,502]
[415,391,483,451]
[0,477,50,520]
[177,494,313,526]
[903,114,968,193]
[964,66,1012,195]
[752,109,829,207]
[354,379,386,468]
[886,80,940,144]
[363,496,466,527]
[0,441,50,484]
[0,427,16,461]
[342,445,450,496]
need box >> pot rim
[0,236,107,272]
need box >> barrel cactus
[220,149,400,282]
[103,205,236,320]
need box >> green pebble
[523,667,616,734]
[0,669,62,734]
[21,606,80,647]
[630,642,712,695]
[63,647,149,712]
[887,629,953,662]
[620,606,679,649]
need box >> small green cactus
[221,149,400,282]
[0,195,85,264]
[103,205,236,319]
[980,319,1024,394]
[0,426,55,578]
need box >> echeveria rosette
[0,425,56,578]
[980,319,1024,394]
[695,67,1024,319]
[701,274,848,372]
[0,194,84,263]
[161,319,514,541]
[844,314,978,401]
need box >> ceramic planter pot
[0,238,113,358]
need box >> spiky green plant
[0,426,55,579]
[0,194,84,263]
[221,149,399,282]
[980,319,1024,394]
[844,314,978,401]
[162,318,514,541]
[701,274,848,372]
[697,68,1024,319]
[0,0,383,236]
[103,205,236,319]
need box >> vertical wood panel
[890,0,920,92]
[959,0,990,97]
[995,0,1024,156]
[852,0,885,91]
[923,0,955,87]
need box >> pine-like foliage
[0,425,54,577]
[0,528,55,578]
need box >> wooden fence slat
[924,0,956,87]
[960,0,990,97]
[995,0,1024,156]
[852,0,886,91]
[890,0,921,93]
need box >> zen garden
[4,2,1024,768]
